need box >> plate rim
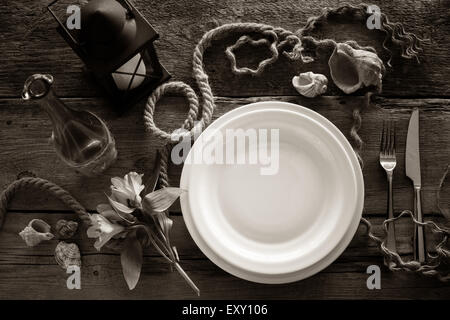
[180,101,364,283]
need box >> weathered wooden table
[1,0,449,299]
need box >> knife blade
[405,108,426,263]
[406,108,421,187]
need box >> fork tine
[390,121,396,155]
[380,121,386,153]
[387,120,392,155]
[387,121,392,156]
[394,123,397,155]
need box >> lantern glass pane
[110,45,163,96]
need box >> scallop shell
[55,219,78,239]
[19,219,54,247]
[55,241,81,270]
[292,71,328,98]
[328,43,385,94]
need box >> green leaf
[143,187,183,214]
[120,235,143,290]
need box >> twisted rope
[296,2,425,66]
[145,22,312,144]
[144,81,200,142]
[361,209,450,281]
[0,177,91,229]
[144,23,316,186]
[350,92,373,168]
[144,22,376,182]
[142,4,450,281]
[144,10,401,162]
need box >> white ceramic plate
[180,101,364,283]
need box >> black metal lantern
[48,0,170,112]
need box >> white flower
[110,172,145,209]
[106,196,137,224]
[87,214,125,251]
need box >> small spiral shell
[19,219,54,247]
[292,71,328,98]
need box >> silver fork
[379,120,397,253]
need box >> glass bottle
[22,74,117,176]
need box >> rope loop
[144,81,200,143]
[225,30,279,76]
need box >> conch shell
[292,72,328,98]
[55,241,81,270]
[55,219,78,239]
[19,219,54,247]
[328,43,385,94]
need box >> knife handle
[413,187,426,263]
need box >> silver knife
[405,108,426,263]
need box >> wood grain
[1,96,450,216]
[0,214,446,260]
[1,0,449,300]
[2,261,449,299]
[0,213,448,299]
[0,0,449,98]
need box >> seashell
[55,219,78,239]
[328,43,385,94]
[292,71,328,98]
[55,241,81,270]
[19,219,54,247]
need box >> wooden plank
[1,261,449,299]
[0,213,449,299]
[0,0,449,98]
[2,0,448,301]
[1,96,450,215]
[0,213,447,262]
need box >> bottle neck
[22,74,73,129]
[36,89,73,125]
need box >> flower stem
[174,262,200,296]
